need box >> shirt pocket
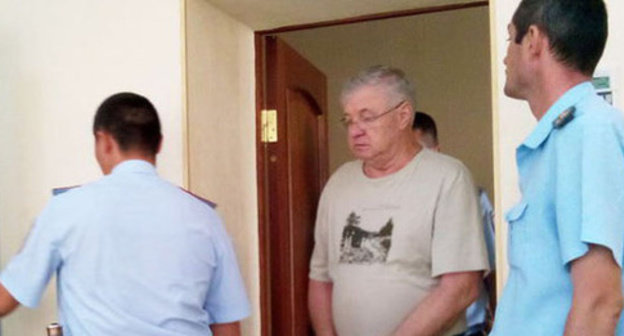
[505,201,528,267]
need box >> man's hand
[393,271,482,336]
[309,279,337,336]
[564,244,623,336]
[210,321,241,336]
[0,282,19,317]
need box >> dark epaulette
[52,185,81,196]
[553,106,575,129]
[180,187,217,209]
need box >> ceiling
[205,0,487,31]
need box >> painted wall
[0,0,184,334]
[279,6,494,198]
[185,0,260,335]
[490,0,624,287]
[599,0,624,106]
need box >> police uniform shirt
[0,160,250,335]
[491,82,624,335]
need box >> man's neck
[106,153,156,175]
[527,66,591,120]
[120,153,156,166]
[363,138,421,178]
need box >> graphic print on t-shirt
[339,211,393,264]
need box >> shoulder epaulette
[52,185,80,196]
[180,187,217,208]
[553,106,575,129]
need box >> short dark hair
[412,111,438,143]
[93,92,162,155]
[512,0,607,76]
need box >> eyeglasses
[340,100,405,129]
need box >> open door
[256,36,329,336]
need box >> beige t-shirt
[309,149,489,336]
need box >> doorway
[256,3,493,335]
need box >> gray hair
[340,65,416,109]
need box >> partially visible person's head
[511,0,607,76]
[339,66,416,162]
[412,111,439,151]
[93,92,162,173]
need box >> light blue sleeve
[0,200,62,308]
[555,115,624,267]
[480,191,496,270]
[203,215,251,324]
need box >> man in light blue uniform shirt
[492,1,624,335]
[0,92,250,335]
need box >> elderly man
[491,1,624,335]
[0,92,249,335]
[308,65,489,336]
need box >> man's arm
[210,321,241,336]
[0,282,20,317]
[564,244,623,336]
[392,271,482,336]
[309,279,337,336]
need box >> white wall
[0,0,184,334]
[599,0,624,106]
[490,0,624,290]
[185,1,260,335]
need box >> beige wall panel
[185,0,260,335]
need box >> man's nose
[348,122,366,137]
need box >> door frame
[254,2,489,335]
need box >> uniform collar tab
[521,82,593,149]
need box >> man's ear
[398,101,414,130]
[156,137,163,155]
[96,131,123,159]
[95,131,114,154]
[525,25,548,58]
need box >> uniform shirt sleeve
[0,199,62,308]
[431,164,489,277]
[309,188,332,282]
[203,214,251,324]
[555,116,624,267]
[480,191,497,270]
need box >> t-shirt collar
[522,81,594,149]
[111,159,157,175]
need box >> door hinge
[261,109,278,143]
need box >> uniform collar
[111,159,157,175]
[522,81,594,149]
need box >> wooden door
[256,36,329,336]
